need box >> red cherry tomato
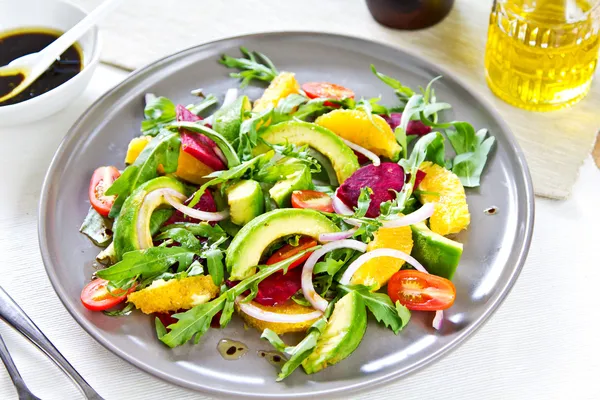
[80,278,136,311]
[266,236,318,270]
[291,190,334,213]
[387,270,456,311]
[302,82,355,106]
[88,166,120,217]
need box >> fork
[0,286,104,399]
[0,332,41,400]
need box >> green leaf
[161,247,320,348]
[154,228,202,251]
[353,187,373,218]
[106,129,180,217]
[452,136,495,187]
[79,207,113,247]
[205,248,225,286]
[238,107,275,160]
[445,122,477,155]
[356,97,383,132]
[186,94,218,116]
[155,317,168,339]
[96,247,196,282]
[339,284,410,334]
[291,291,312,307]
[219,295,236,328]
[261,329,288,353]
[394,127,408,160]
[259,140,321,173]
[160,222,228,243]
[424,131,446,167]
[142,96,176,136]
[220,47,279,88]
[371,65,414,100]
[103,302,135,317]
[275,93,309,114]
[187,152,272,208]
[167,122,240,168]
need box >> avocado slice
[254,121,359,184]
[410,222,463,279]
[269,166,312,208]
[302,291,367,374]
[226,208,339,280]
[113,177,188,260]
[212,95,251,143]
[226,179,264,226]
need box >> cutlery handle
[0,334,38,400]
[0,287,104,400]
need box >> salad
[79,47,495,380]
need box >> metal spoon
[0,333,41,400]
[0,0,123,104]
[0,286,104,400]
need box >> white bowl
[0,0,101,126]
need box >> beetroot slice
[337,163,405,218]
[381,113,432,136]
[253,267,302,307]
[155,309,184,332]
[163,190,217,225]
[176,105,226,171]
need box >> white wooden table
[0,64,599,400]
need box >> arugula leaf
[259,140,321,173]
[106,129,180,217]
[219,293,236,327]
[261,301,334,381]
[166,122,240,168]
[424,131,446,167]
[141,96,177,136]
[96,247,196,282]
[253,156,313,183]
[220,47,279,88]
[292,98,355,121]
[237,107,275,161]
[155,317,168,339]
[154,228,202,251]
[186,94,218,116]
[371,64,415,101]
[445,122,477,155]
[356,97,383,132]
[354,187,372,218]
[160,247,319,347]
[338,284,410,334]
[452,135,495,187]
[275,93,309,114]
[291,291,312,307]
[205,248,225,286]
[79,207,113,247]
[103,302,135,317]
[160,222,228,243]
[187,152,273,207]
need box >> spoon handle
[31,0,124,76]
[0,333,41,400]
[0,286,104,400]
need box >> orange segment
[350,225,413,290]
[418,161,470,236]
[315,109,402,161]
[253,72,300,112]
[173,150,214,185]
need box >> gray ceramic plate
[39,32,534,399]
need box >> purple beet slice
[176,105,226,171]
[337,163,405,217]
[381,113,432,136]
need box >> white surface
[0,0,101,126]
[0,64,599,400]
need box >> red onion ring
[318,227,358,242]
[301,239,368,312]
[340,138,381,166]
[164,194,229,222]
[381,203,436,228]
[332,190,353,216]
[432,310,444,330]
[137,189,187,249]
[235,296,322,323]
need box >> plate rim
[38,31,535,399]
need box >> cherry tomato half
[291,190,334,213]
[302,82,355,106]
[387,270,456,311]
[266,236,318,270]
[88,166,120,217]
[80,278,136,311]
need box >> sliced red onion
[318,227,358,242]
[164,194,229,222]
[204,88,238,125]
[332,190,353,216]
[432,310,444,330]
[340,138,381,166]
[339,248,427,285]
[381,203,436,228]
[235,296,322,323]
[137,189,187,249]
[302,240,368,312]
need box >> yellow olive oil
[485,0,600,111]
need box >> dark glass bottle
[366,0,455,30]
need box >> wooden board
[72,0,600,199]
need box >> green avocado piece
[113,176,188,260]
[212,95,251,143]
[226,179,264,226]
[254,121,359,184]
[302,291,367,374]
[269,165,312,208]
[226,208,339,280]
[410,222,463,279]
